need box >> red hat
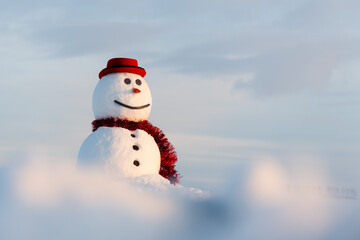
[98,58,146,79]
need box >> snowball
[92,72,152,121]
[78,127,161,178]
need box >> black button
[135,79,142,85]
[133,145,139,151]
[131,134,136,138]
[133,160,140,166]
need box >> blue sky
[1,0,360,190]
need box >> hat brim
[99,66,146,79]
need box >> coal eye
[135,79,142,85]
[124,78,131,84]
[133,160,140,167]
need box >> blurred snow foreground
[0,158,359,240]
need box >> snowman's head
[92,72,152,121]
[92,58,152,121]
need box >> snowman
[78,58,179,184]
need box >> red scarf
[92,118,180,184]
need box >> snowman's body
[78,58,178,182]
[78,127,161,178]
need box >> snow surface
[0,158,359,240]
[92,72,152,121]
[78,127,161,178]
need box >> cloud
[280,0,360,31]
[154,32,360,95]
[243,40,360,95]
[2,0,359,97]
[24,21,162,58]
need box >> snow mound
[126,174,209,199]
[0,158,359,240]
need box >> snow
[92,72,152,121]
[78,127,161,178]
[0,157,359,240]
[126,174,208,199]
[79,71,161,178]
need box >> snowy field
[1,136,359,240]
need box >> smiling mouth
[114,100,150,110]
